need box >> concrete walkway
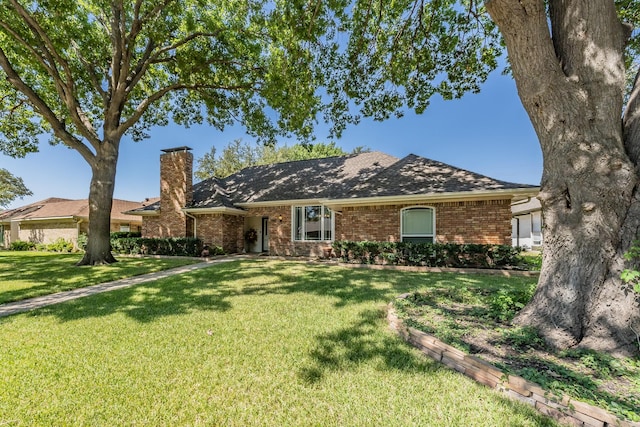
[0,254,253,318]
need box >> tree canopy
[195,139,367,179]
[0,0,346,264]
[0,168,31,207]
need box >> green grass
[0,260,556,426]
[0,251,200,304]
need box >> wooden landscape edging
[387,295,639,427]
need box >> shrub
[110,236,206,257]
[46,238,74,253]
[77,233,88,250]
[110,231,142,239]
[10,240,35,251]
[331,240,522,269]
[488,283,536,322]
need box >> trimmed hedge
[78,234,220,257]
[110,231,142,239]
[110,237,207,257]
[331,240,522,269]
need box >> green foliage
[77,233,88,251]
[518,252,542,271]
[45,238,74,253]
[110,237,206,257]
[0,168,32,207]
[195,139,366,180]
[331,240,522,269]
[9,240,35,251]
[488,284,537,322]
[622,240,640,293]
[0,1,346,152]
[110,231,142,239]
[501,326,546,350]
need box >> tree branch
[5,1,102,150]
[118,82,256,134]
[0,46,96,166]
[69,40,108,103]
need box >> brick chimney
[159,146,193,237]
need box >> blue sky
[1,67,541,210]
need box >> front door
[261,217,269,252]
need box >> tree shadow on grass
[34,271,234,323]
[297,308,558,426]
[297,308,437,384]
[27,259,527,326]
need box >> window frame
[291,205,334,242]
[400,206,436,243]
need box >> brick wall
[197,213,244,254]
[142,216,162,238]
[339,200,512,245]
[157,149,193,238]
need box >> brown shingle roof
[190,151,399,207]
[127,151,538,214]
[346,154,537,198]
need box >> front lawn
[0,260,555,426]
[0,251,200,304]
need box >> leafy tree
[0,168,32,207]
[0,0,343,265]
[195,139,365,179]
[337,0,640,355]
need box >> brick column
[159,147,193,237]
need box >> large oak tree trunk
[487,0,640,356]
[77,141,119,266]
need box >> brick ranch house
[0,198,144,249]
[125,147,540,257]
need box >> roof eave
[123,210,160,216]
[234,198,325,208]
[11,215,77,222]
[325,187,540,208]
[233,188,539,209]
[183,207,247,216]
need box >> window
[293,205,333,241]
[120,224,130,232]
[401,207,435,243]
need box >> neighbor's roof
[127,151,538,214]
[0,198,144,222]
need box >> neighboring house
[511,198,543,250]
[126,147,540,257]
[0,198,145,249]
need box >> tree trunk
[487,0,640,356]
[76,141,120,266]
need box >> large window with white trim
[401,207,435,243]
[293,205,333,241]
